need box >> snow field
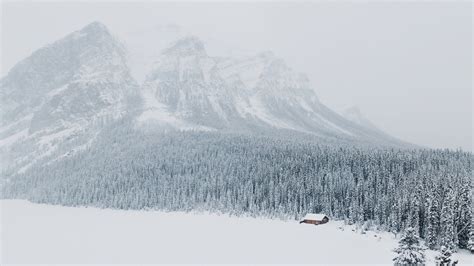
[1,200,472,265]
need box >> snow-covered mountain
[0,21,404,172]
[138,36,398,142]
[0,22,139,172]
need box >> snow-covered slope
[0,22,139,172]
[342,105,406,144]
[343,106,380,131]
[1,200,471,264]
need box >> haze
[1,1,472,151]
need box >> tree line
[2,122,472,251]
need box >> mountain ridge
[138,34,403,144]
[0,21,408,173]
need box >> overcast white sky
[1,1,472,151]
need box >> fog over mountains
[1,22,405,173]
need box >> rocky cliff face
[0,22,139,172]
[138,36,395,142]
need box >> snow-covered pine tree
[434,245,458,266]
[393,227,426,265]
[426,196,440,249]
[468,235,474,253]
[440,187,457,251]
[468,216,474,253]
[456,178,472,248]
[410,181,422,236]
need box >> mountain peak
[81,21,109,34]
[66,21,112,43]
[163,36,206,56]
[258,51,275,59]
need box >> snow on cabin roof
[302,213,328,221]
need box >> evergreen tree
[426,196,440,249]
[440,187,456,251]
[456,180,472,248]
[467,217,474,253]
[434,245,458,266]
[393,227,426,265]
[468,237,474,253]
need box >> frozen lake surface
[1,200,472,264]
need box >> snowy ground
[1,200,472,265]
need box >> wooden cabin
[299,213,329,225]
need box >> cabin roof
[302,213,328,221]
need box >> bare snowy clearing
[1,200,471,264]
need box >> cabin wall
[301,217,329,225]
